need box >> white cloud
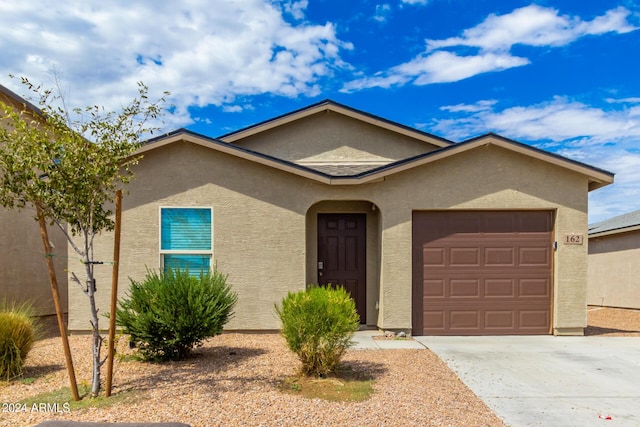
[586,151,640,222]
[279,0,309,20]
[440,100,497,113]
[343,5,637,91]
[342,50,529,92]
[0,0,351,129]
[222,105,243,113]
[426,5,636,52]
[373,4,392,23]
[401,0,429,5]
[605,97,640,104]
[433,97,640,142]
[431,96,640,223]
[401,51,529,84]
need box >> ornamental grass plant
[0,300,40,381]
[275,285,360,377]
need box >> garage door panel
[519,310,550,329]
[450,248,480,266]
[485,247,515,266]
[413,210,553,336]
[519,278,550,297]
[485,311,515,329]
[439,277,551,298]
[449,279,480,297]
[450,213,482,233]
[519,214,553,232]
[423,247,445,266]
[519,247,550,266]
[450,311,480,329]
[485,279,516,297]
[483,212,517,232]
[424,279,445,297]
[424,311,445,330]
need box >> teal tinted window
[163,254,211,275]
[160,208,212,276]
[161,208,211,250]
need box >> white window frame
[158,206,214,273]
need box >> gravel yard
[2,307,638,427]
[585,306,640,336]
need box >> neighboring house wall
[69,137,591,334]
[0,86,68,316]
[0,207,69,316]
[588,230,640,309]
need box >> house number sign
[563,234,584,245]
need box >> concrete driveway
[415,336,640,427]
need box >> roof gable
[140,128,613,190]
[217,99,453,149]
[139,100,613,190]
[458,134,613,191]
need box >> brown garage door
[412,211,553,336]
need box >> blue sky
[1,0,639,222]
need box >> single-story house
[588,209,640,309]
[0,84,68,316]
[68,100,614,335]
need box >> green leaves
[275,285,360,377]
[0,76,168,395]
[115,268,238,362]
[0,78,167,239]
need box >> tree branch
[70,271,88,296]
[53,218,85,257]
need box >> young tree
[0,77,167,396]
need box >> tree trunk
[85,255,103,397]
[37,206,80,401]
[89,288,102,396]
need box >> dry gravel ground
[2,334,504,427]
[1,307,638,427]
[585,306,640,336]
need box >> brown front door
[318,213,366,323]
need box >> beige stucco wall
[0,206,69,316]
[0,91,69,316]
[588,230,640,309]
[68,137,590,335]
[230,112,440,165]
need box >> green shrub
[115,267,237,361]
[0,301,40,381]
[275,285,359,377]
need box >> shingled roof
[589,209,640,237]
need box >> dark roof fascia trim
[0,83,44,116]
[140,129,615,187]
[328,132,614,186]
[217,99,454,146]
[589,224,640,238]
[216,99,330,139]
[141,128,335,179]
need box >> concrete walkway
[351,330,428,350]
[417,336,640,427]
